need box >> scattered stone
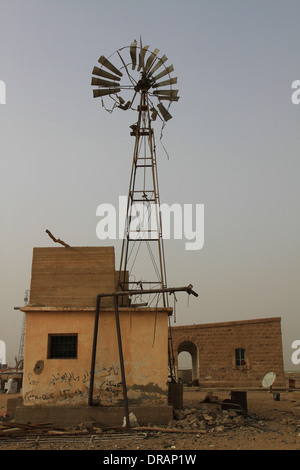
[188,418,198,426]
[187,413,197,422]
[215,425,224,432]
[198,421,206,430]
[202,393,219,404]
[222,416,232,425]
[171,405,267,434]
[233,415,244,424]
[174,409,185,420]
[77,420,95,431]
[184,408,197,416]
[203,414,214,421]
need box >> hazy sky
[0,0,299,372]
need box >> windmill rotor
[91,39,179,122]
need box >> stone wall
[170,317,285,389]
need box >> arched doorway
[177,341,198,383]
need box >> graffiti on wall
[24,364,121,404]
[24,359,166,405]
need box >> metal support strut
[88,285,198,430]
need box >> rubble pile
[171,405,255,432]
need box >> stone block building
[171,317,285,389]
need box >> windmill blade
[92,66,121,81]
[145,48,160,72]
[153,89,179,97]
[150,107,158,121]
[148,54,168,75]
[130,40,137,69]
[98,55,123,77]
[93,88,121,98]
[137,36,143,71]
[152,64,174,81]
[152,77,178,88]
[153,89,179,101]
[155,95,179,102]
[157,102,172,121]
[138,45,149,71]
[91,77,120,88]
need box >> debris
[5,379,17,394]
[122,412,139,428]
[45,229,70,248]
[221,399,243,413]
[202,392,220,404]
[203,414,214,421]
[132,426,206,434]
[77,421,95,432]
[246,422,283,435]
[173,409,185,420]
[0,421,52,430]
[215,426,224,432]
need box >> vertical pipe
[88,295,101,406]
[113,294,130,429]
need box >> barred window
[235,348,246,367]
[48,334,78,359]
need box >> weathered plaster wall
[22,307,171,407]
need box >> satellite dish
[262,372,276,389]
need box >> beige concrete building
[18,246,173,426]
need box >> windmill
[91,39,179,308]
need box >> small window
[235,348,246,367]
[48,334,78,359]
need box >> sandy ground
[0,389,300,451]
